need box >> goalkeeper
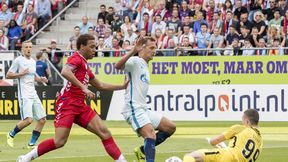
[183,109,263,162]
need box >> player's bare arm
[6,68,29,79]
[208,134,226,146]
[114,38,145,70]
[89,77,129,91]
[61,64,95,99]
[35,75,48,83]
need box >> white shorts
[122,107,163,133]
[19,97,46,121]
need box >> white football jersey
[9,56,37,99]
[123,56,150,112]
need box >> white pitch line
[1,146,288,162]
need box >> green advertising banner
[64,56,288,84]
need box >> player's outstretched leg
[86,115,127,162]
[16,127,70,162]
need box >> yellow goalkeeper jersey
[223,124,263,162]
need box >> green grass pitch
[0,120,287,162]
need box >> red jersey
[59,51,94,102]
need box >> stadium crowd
[1,0,288,56]
[66,0,288,56]
[0,0,76,51]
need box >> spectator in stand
[236,12,252,34]
[111,14,123,33]
[96,37,108,57]
[135,0,154,28]
[267,26,281,46]
[13,2,25,26]
[223,10,237,35]
[249,27,261,47]
[225,25,239,45]
[161,28,178,56]
[177,36,195,56]
[179,25,194,47]
[281,10,288,36]
[195,23,210,55]
[239,25,249,45]
[233,0,248,20]
[221,0,233,21]
[120,0,135,21]
[8,0,22,12]
[122,40,133,51]
[208,27,224,55]
[123,27,138,45]
[193,11,208,34]
[88,27,98,42]
[268,37,285,55]
[209,11,222,33]
[251,11,266,38]
[78,16,94,35]
[205,0,217,25]
[105,7,115,26]
[22,4,37,40]
[223,38,242,55]
[0,19,8,35]
[153,28,164,49]
[137,12,152,34]
[121,15,137,38]
[51,0,66,20]
[7,19,22,50]
[263,0,277,21]
[67,26,80,51]
[153,1,169,21]
[36,51,52,85]
[192,3,207,21]
[242,39,255,56]
[37,0,52,29]
[111,37,124,57]
[166,9,182,36]
[279,0,288,16]
[151,14,166,36]
[45,39,63,73]
[180,15,193,33]
[0,3,12,27]
[268,9,283,32]
[103,28,113,48]
[98,4,108,23]
[247,0,262,22]
[0,28,9,50]
[179,0,193,23]
[94,18,108,38]
[255,38,268,55]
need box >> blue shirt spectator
[0,3,13,27]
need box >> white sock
[23,146,38,161]
[115,154,126,162]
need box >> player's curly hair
[76,34,95,50]
[244,109,259,126]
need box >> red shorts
[54,97,96,128]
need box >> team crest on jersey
[140,74,149,84]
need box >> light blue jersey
[122,56,162,131]
[123,56,150,112]
[8,55,46,120]
[9,56,37,99]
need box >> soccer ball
[165,156,183,162]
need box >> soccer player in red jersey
[17,34,128,162]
